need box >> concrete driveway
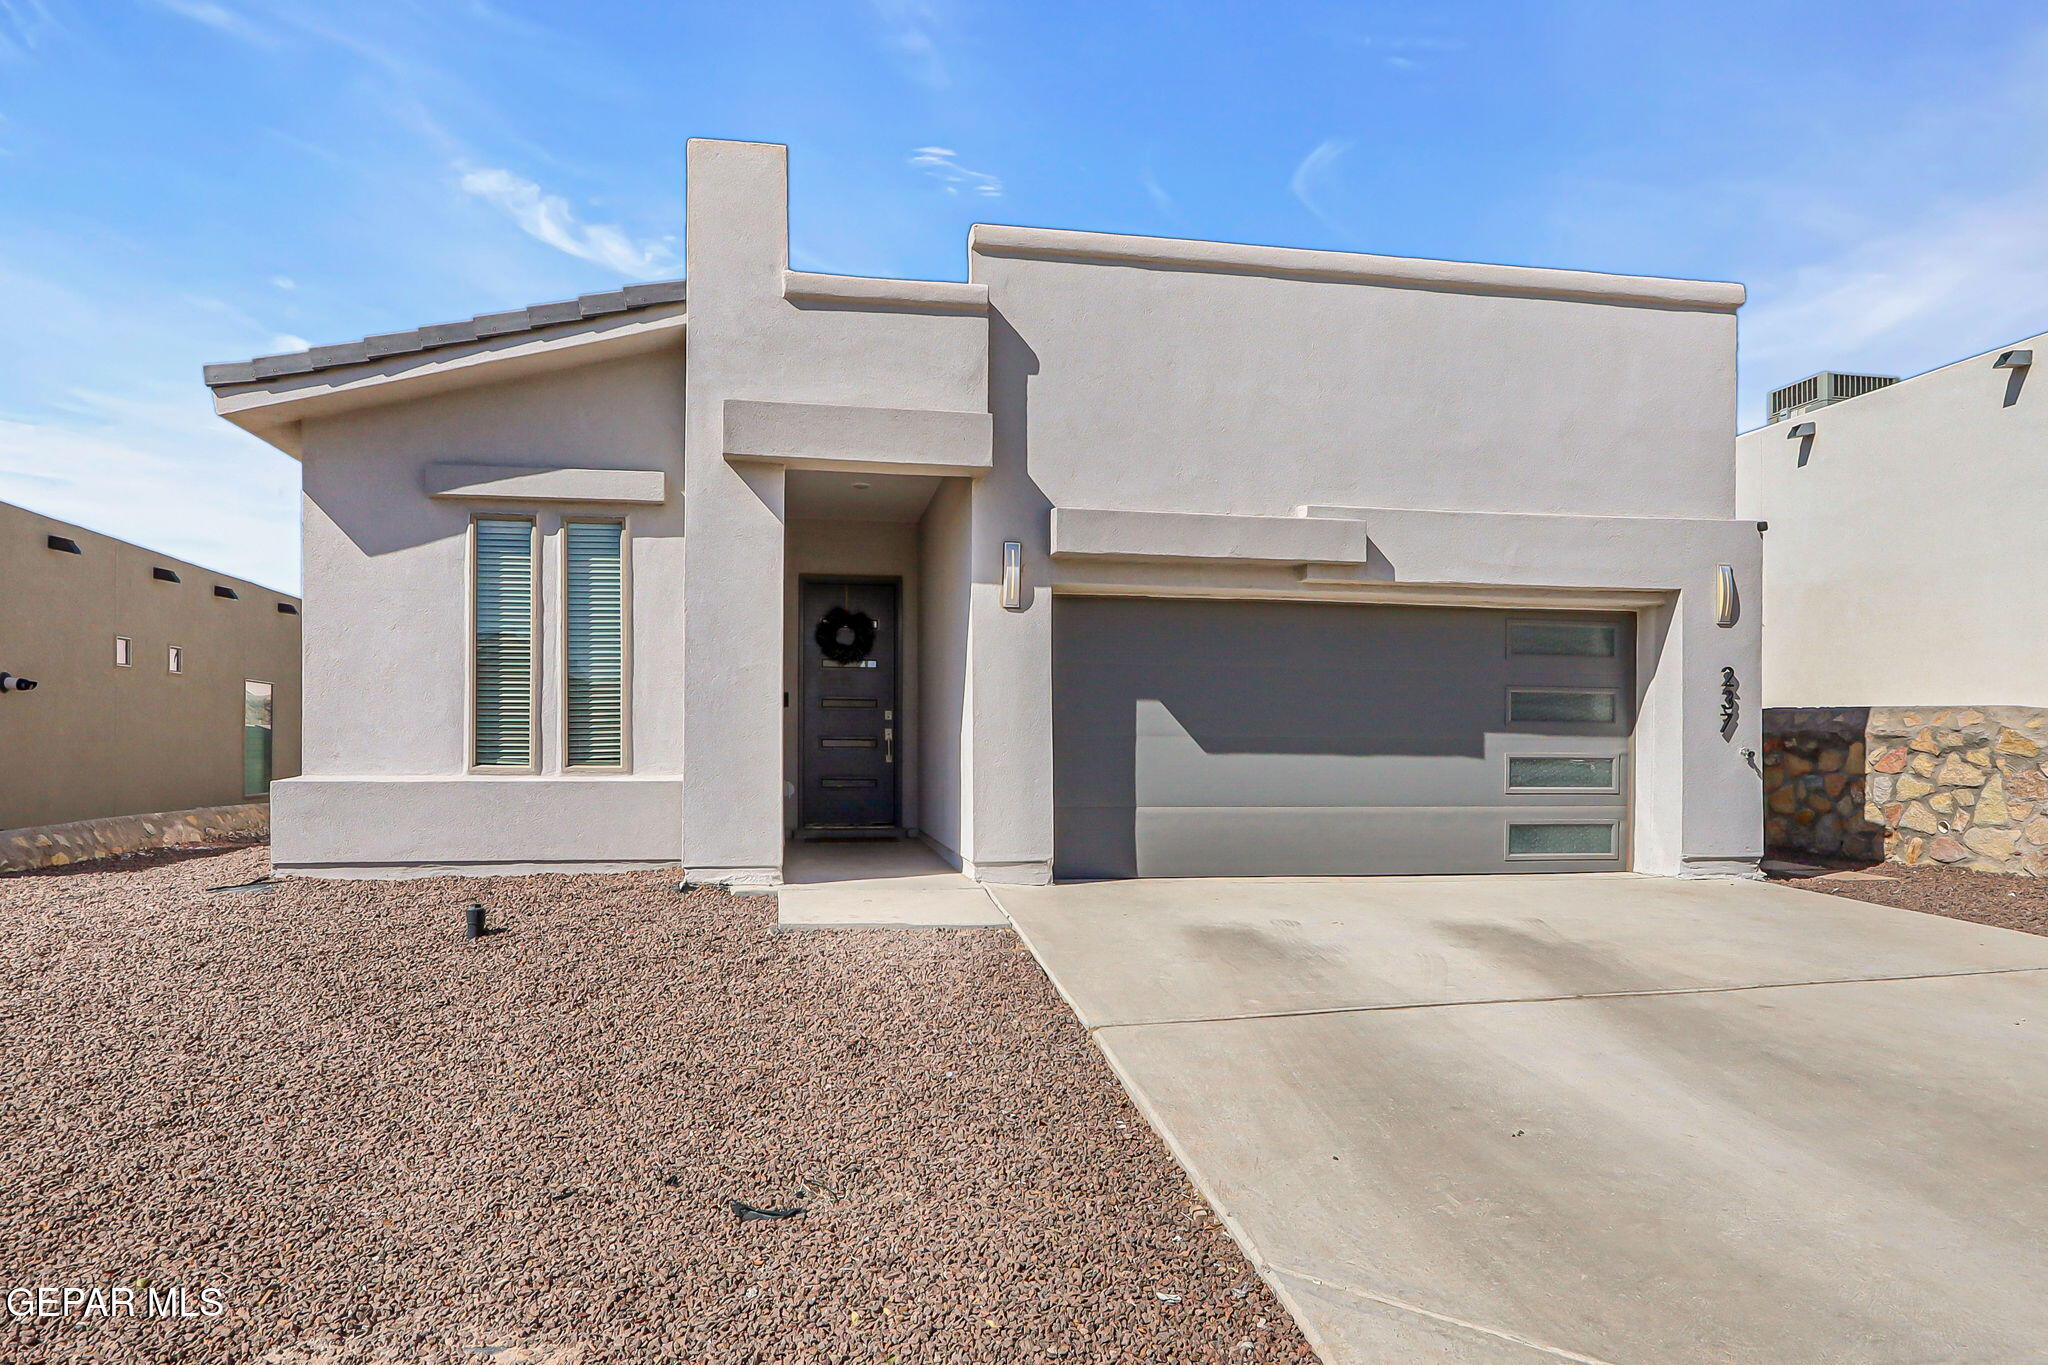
[988,874,2048,1364]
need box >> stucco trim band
[723,398,993,477]
[782,270,988,314]
[969,225,1746,311]
[1049,507,1372,566]
[423,462,668,504]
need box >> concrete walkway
[774,840,1008,930]
[991,873,2048,1364]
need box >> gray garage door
[1052,598,1633,878]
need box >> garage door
[1052,598,1633,878]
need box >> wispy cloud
[1139,168,1181,224]
[1289,138,1354,239]
[909,146,1002,199]
[0,0,61,60]
[145,0,275,47]
[0,391,301,592]
[457,166,678,278]
[870,0,951,90]
[1738,179,2048,424]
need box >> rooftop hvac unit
[1767,372,1897,423]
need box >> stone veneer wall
[1762,708,1879,862]
[1765,707,2048,875]
[0,801,269,872]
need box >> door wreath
[814,606,878,665]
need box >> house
[1737,334,2048,874]
[205,138,1759,884]
[0,499,301,866]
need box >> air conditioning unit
[1767,372,1897,423]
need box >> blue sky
[3,1,2046,592]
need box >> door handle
[884,727,894,764]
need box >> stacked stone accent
[1762,708,1879,862]
[0,802,269,873]
[1765,706,2048,875]
[1866,708,2048,875]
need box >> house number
[1719,667,1739,729]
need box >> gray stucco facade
[209,138,1760,883]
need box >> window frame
[1504,820,1622,862]
[166,644,184,674]
[114,636,132,667]
[1506,686,1620,726]
[1504,617,1620,659]
[1504,754,1622,795]
[242,677,275,799]
[558,516,633,773]
[466,514,541,775]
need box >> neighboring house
[0,499,302,839]
[205,137,1759,884]
[1737,334,2048,874]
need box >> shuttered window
[565,521,626,767]
[472,517,537,768]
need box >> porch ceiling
[785,469,943,523]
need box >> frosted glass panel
[1508,823,1616,857]
[1509,689,1617,724]
[1508,621,1617,657]
[1508,756,1616,790]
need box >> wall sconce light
[1785,421,1815,439]
[1995,349,2033,370]
[1001,541,1023,610]
[1715,564,1739,627]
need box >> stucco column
[680,139,789,885]
[957,314,1055,885]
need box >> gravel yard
[1781,861,2048,938]
[2,845,1313,1364]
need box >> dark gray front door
[1053,598,1633,878]
[799,579,900,831]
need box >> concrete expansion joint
[1266,1262,1624,1365]
[1084,963,2048,1033]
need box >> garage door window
[1507,822,1618,859]
[1507,756,1618,792]
[1508,621,1617,657]
[1508,688,1617,724]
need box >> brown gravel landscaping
[1779,861,2048,938]
[2,845,1314,1364]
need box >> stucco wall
[965,245,1759,877]
[1737,330,2048,708]
[917,478,972,863]
[0,501,301,832]
[275,346,686,870]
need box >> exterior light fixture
[1995,349,2033,370]
[1715,564,1739,628]
[153,566,181,582]
[46,535,81,554]
[213,585,239,599]
[1786,422,1815,439]
[1001,541,1023,610]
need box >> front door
[799,579,900,832]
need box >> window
[472,517,537,769]
[1507,756,1618,792]
[564,521,627,768]
[167,645,183,674]
[1508,688,1616,724]
[114,636,132,667]
[1507,822,1619,859]
[1507,620,1617,657]
[243,680,274,797]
